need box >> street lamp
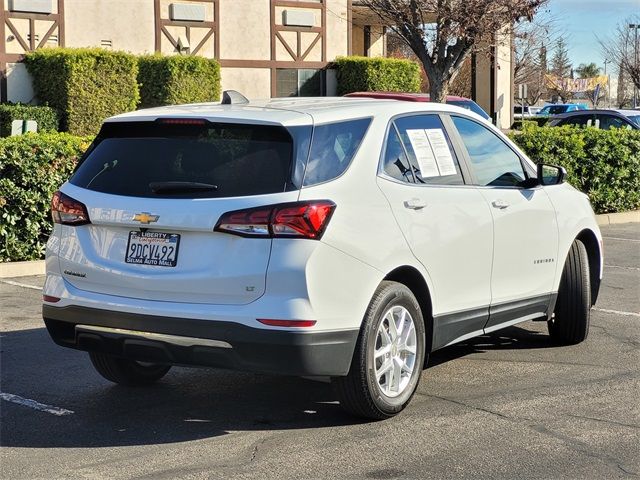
[630,24,639,108]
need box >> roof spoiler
[221,90,249,105]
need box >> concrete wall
[494,29,513,129]
[6,63,35,103]
[219,0,269,61]
[325,0,349,60]
[64,0,155,53]
[473,30,513,130]
[220,67,271,99]
[351,24,385,57]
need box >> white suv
[43,95,602,419]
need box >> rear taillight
[51,191,91,226]
[215,200,336,239]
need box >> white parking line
[593,308,640,318]
[0,279,42,291]
[602,236,640,243]
[0,392,74,416]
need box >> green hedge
[138,55,221,108]
[0,103,59,137]
[0,133,92,261]
[510,124,640,214]
[335,56,421,95]
[24,48,139,136]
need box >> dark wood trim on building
[219,59,329,69]
[154,0,218,56]
[347,0,352,55]
[0,0,65,102]
[0,6,6,103]
[269,0,328,97]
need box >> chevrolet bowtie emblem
[133,212,159,224]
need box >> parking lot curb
[0,260,45,278]
[596,210,640,226]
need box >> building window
[276,69,323,97]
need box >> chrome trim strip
[75,324,233,349]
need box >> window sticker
[406,129,440,178]
[425,129,457,176]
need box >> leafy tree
[358,0,547,102]
[575,62,601,78]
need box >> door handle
[491,199,510,210]
[404,198,427,210]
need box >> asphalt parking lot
[1,223,638,480]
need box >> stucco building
[0,0,513,128]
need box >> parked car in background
[345,91,491,121]
[514,105,542,117]
[43,94,602,420]
[537,104,588,116]
[548,109,640,130]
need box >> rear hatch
[56,119,309,305]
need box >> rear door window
[71,121,298,199]
[393,114,465,185]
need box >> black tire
[548,239,591,345]
[89,352,171,386]
[332,281,427,420]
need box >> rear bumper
[43,305,358,376]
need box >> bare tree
[388,29,472,96]
[616,61,635,108]
[357,0,547,102]
[599,15,640,92]
[513,12,558,104]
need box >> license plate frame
[125,231,181,267]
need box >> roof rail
[221,90,249,105]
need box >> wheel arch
[575,228,602,306]
[383,266,434,353]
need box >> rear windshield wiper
[149,181,218,194]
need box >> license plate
[125,231,180,267]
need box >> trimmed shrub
[24,48,139,136]
[0,103,59,137]
[335,56,421,95]
[138,54,221,108]
[510,124,640,214]
[0,132,93,261]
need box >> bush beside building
[334,56,421,95]
[24,48,139,136]
[138,55,221,108]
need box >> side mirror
[537,163,566,186]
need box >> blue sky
[546,0,640,71]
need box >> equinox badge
[133,212,159,224]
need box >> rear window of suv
[71,121,303,199]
